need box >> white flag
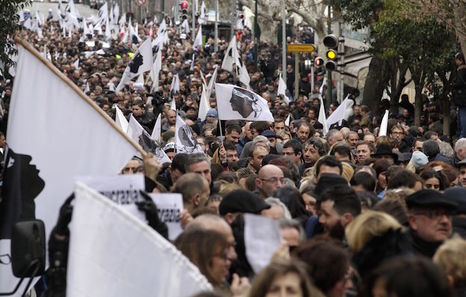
[67,182,213,297]
[221,36,239,72]
[198,1,206,24]
[285,114,291,126]
[128,115,171,164]
[326,96,351,128]
[94,2,108,26]
[129,20,141,44]
[181,19,190,35]
[205,66,217,101]
[319,76,327,96]
[150,48,162,93]
[114,104,128,133]
[151,113,162,142]
[0,41,139,293]
[73,58,79,69]
[379,109,389,137]
[170,97,177,111]
[193,25,203,51]
[318,96,329,136]
[113,3,120,25]
[175,115,204,154]
[116,38,153,91]
[215,83,274,121]
[277,74,290,104]
[170,73,180,97]
[198,87,210,121]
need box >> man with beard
[317,184,361,241]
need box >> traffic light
[323,34,338,71]
[181,1,188,19]
[314,57,324,69]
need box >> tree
[333,0,457,131]
[0,0,30,71]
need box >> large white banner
[215,83,274,122]
[0,42,137,294]
[68,183,212,297]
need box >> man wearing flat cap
[406,189,458,258]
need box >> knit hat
[411,151,428,169]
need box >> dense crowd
[1,7,466,297]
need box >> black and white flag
[128,115,171,164]
[0,40,138,293]
[215,83,274,121]
[116,38,152,91]
[175,115,203,154]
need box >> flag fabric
[113,3,119,25]
[170,74,180,98]
[198,1,206,24]
[215,83,274,121]
[150,48,162,93]
[285,114,291,126]
[67,182,213,297]
[193,25,202,51]
[379,110,389,136]
[170,97,176,111]
[198,87,210,121]
[114,104,129,133]
[326,96,352,128]
[94,2,108,27]
[205,66,217,101]
[129,20,141,44]
[221,36,239,73]
[175,115,204,154]
[151,113,162,143]
[318,96,328,136]
[116,38,153,91]
[221,37,249,88]
[277,74,290,104]
[181,19,190,35]
[73,59,79,69]
[128,115,171,164]
[319,77,327,96]
[0,40,139,293]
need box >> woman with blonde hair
[433,236,466,296]
[345,211,411,278]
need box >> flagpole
[15,37,147,158]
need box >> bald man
[255,164,284,198]
[186,214,237,261]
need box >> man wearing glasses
[406,189,458,258]
[255,164,284,199]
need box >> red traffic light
[315,57,324,67]
[181,1,188,9]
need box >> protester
[3,5,466,297]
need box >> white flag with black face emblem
[215,83,274,121]
[128,115,171,164]
[0,40,139,294]
[221,36,240,73]
[116,38,153,91]
[175,115,204,154]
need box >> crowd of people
[2,5,466,297]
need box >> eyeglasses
[412,209,452,219]
[260,177,284,184]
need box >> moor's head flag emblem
[0,147,45,239]
[230,87,262,118]
[129,53,144,73]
